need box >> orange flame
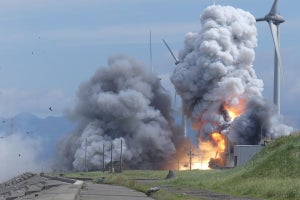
[211,132,226,152]
[167,132,228,171]
[201,132,227,167]
[167,99,248,171]
[223,99,246,121]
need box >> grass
[63,132,300,200]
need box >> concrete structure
[234,145,264,166]
[0,173,82,200]
[0,173,153,200]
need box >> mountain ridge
[0,112,75,160]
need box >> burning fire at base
[166,4,293,171]
[171,133,227,171]
[171,104,244,171]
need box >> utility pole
[102,144,105,172]
[188,147,194,171]
[85,138,88,172]
[110,143,113,173]
[120,139,123,173]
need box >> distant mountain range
[0,112,197,162]
[0,113,75,160]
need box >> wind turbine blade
[270,0,279,15]
[162,39,180,65]
[268,21,283,75]
[269,21,282,113]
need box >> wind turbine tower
[256,0,285,114]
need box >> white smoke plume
[55,55,183,171]
[171,5,293,144]
[0,133,44,182]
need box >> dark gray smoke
[55,55,183,171]
[171,5,293,145]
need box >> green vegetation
[63,132,300,200]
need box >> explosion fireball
[54,5,293,172]
[170,5,293,170]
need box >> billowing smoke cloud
[55,55,183,171]
[0,133,44,182]
[171,5,293,145]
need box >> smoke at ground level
[0,133,47,182]
[53,55,185,171]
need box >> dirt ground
[136,179,261,200]
[159,185,260,200]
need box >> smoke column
[55,55,183,171]
[171,5,293,145]
[0,133,44,182]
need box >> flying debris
[256,0,284,114]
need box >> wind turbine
[162,39,187,137]
[256,0,285,114]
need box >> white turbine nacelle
[257,14,285,24]
[266,15,285,24]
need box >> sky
[0,0,299,129]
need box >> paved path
[80,182,154,200]
[18,183,79,200]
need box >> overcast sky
[0,0,299,129]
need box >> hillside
[236,132,300,178]
[62,132,300,200]
[212,132,300,199]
